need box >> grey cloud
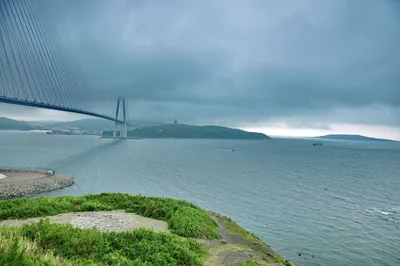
[26,0,400,126]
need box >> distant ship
[312,142,323,146]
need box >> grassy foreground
[0,193,216,265]
[0,193,292,265]
[0,193,218,238]
[1,221,205,265]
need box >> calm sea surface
[1,131,399,266]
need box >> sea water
[0,131,399,266]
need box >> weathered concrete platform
[0,210,168,233]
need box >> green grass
[0,193,218,239]
[169,207,219,239]
[0,220,205,266]
[17,219,205,265]
[0,193,216,265]
[0,194,293,266]
[0,226,74,265]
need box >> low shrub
[169,207,219,239]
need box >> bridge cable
[23,0,71,107]
[0,19,14,98]
[30,0,77,109]
[0,0,115,120]
[2,0,34,101]
[8,0,42,103]
[17,0,59,105]
[37,0,93,112]
[6,0,43,103]
[0,2,25,99]
[54,13,91,112]
[0,39,9,97]
[33,0,83,110]
[12,0,52,105]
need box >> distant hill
[44,119,163,131]
[318,134,397,142]
[103,124,270,139]
[0,117,41,130]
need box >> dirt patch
[201,212,290,266]
[0,210,169,232]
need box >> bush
[169,207,218,239]
[0,226,74,266]
[0,238,29,266]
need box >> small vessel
[312,142,323,146]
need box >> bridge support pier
[113,97,127,138]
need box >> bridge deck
[0,96,124,124]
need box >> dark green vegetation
[0,227,70,266]
[103,124,270,139]
[0,194,291,265]
[0,221,204,265]
[27,220,203,265]
[318,134,397,142]
[0,117,41,130]
[0,193,216,265]
[0,193,218,239]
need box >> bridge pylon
[113,97,127,138]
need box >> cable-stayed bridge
[0,0,128,137]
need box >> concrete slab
[0,210,169,233]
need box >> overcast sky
[1,0,399,140]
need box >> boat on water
[312,142,323,146]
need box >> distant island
[103,124,270,140]
[318,134,397,143]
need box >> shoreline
[0,168,74,199]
